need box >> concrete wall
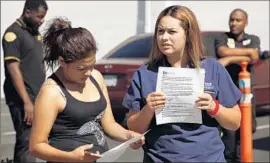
[1,1,269,98]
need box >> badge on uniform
[37,34,42,41]
[242,39,251,46]
[4,32,17,42]
[227,38,235,48]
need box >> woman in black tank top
[29,17,144,163]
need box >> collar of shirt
[227,32,250,43]
[16,18,27,29]
[151,56,193,68]
[16,18,39,36]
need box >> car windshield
[107,36,152,58]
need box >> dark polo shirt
[2,19,45,105]
[215,32,260,86]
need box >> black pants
[221,98,257,163]
[8,103,36,163]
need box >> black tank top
[48,73,108,154]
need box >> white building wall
[151,1,269,50]
[166,1,269,50]
[0,1,138,98]
[1,1,269,98]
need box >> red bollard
[238,61,253,162]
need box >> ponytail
[43,17,71,71]
[43,17,97,72]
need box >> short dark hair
[23,0,48,12]
[230,8,248,21]
[43,17,98,71]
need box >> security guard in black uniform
[2,0,48,162]
[215,8,260,163]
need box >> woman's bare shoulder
[91,69,105,87]
[39,78,65,99]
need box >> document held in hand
[155,67,205,125]
[97,130,150,162]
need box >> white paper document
[155,67,205,125]
[97,130,150,162]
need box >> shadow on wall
[137,1,145,34]
[253,137,270,151]
[0,157,13,163]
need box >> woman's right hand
[70,144,102,162]
[146,92,166,112]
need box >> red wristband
[208,99,219,116]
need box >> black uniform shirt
[2,19,45,105]
[215,32,260,86]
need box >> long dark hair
[43,17,97,71]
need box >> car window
[108,36,152,58]
[107,33,221,59]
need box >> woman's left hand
[127,131,145,150]
[195,92,215,112]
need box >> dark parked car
[95,32,270,124]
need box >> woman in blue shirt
[122,5,242,162]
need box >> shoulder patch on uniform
[4,32,17,42]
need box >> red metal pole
[239,61,253,162]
